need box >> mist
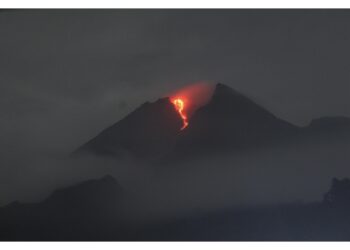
[2,136,349,224]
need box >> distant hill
[2,176,350,240]
[0,175,126,240]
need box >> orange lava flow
[172,98,188,130]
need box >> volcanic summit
[75,83,350,161]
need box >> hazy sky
[1,9,350,155]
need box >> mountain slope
[76,97,183,159]
[172,83,300,157]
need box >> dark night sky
[1,9,350,206]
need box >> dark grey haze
[1,9,350,206]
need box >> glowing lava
[169,82,214,130]
[172,98,188,130]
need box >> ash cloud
[167,81,215,117]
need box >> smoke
[122,140,350,221]
[1,133,349,224]
[167,81,215,118]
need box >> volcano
[75,83,350,160]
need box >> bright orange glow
[172,98,188,130]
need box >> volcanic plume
[169,82,215,130]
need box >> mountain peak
[209,83,262,109]
[171,83,298,158]
[211,83,242,101]
[214,82,239,93]
[215,82,231,91]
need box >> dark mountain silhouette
[41,174,123,211]
[305,116,350,140]
[309,117,350,131]
[3,176,350,240]
[324,177,350,207]
[76,97,183,159]
[74,83,350,161]
[0,175,126,240]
